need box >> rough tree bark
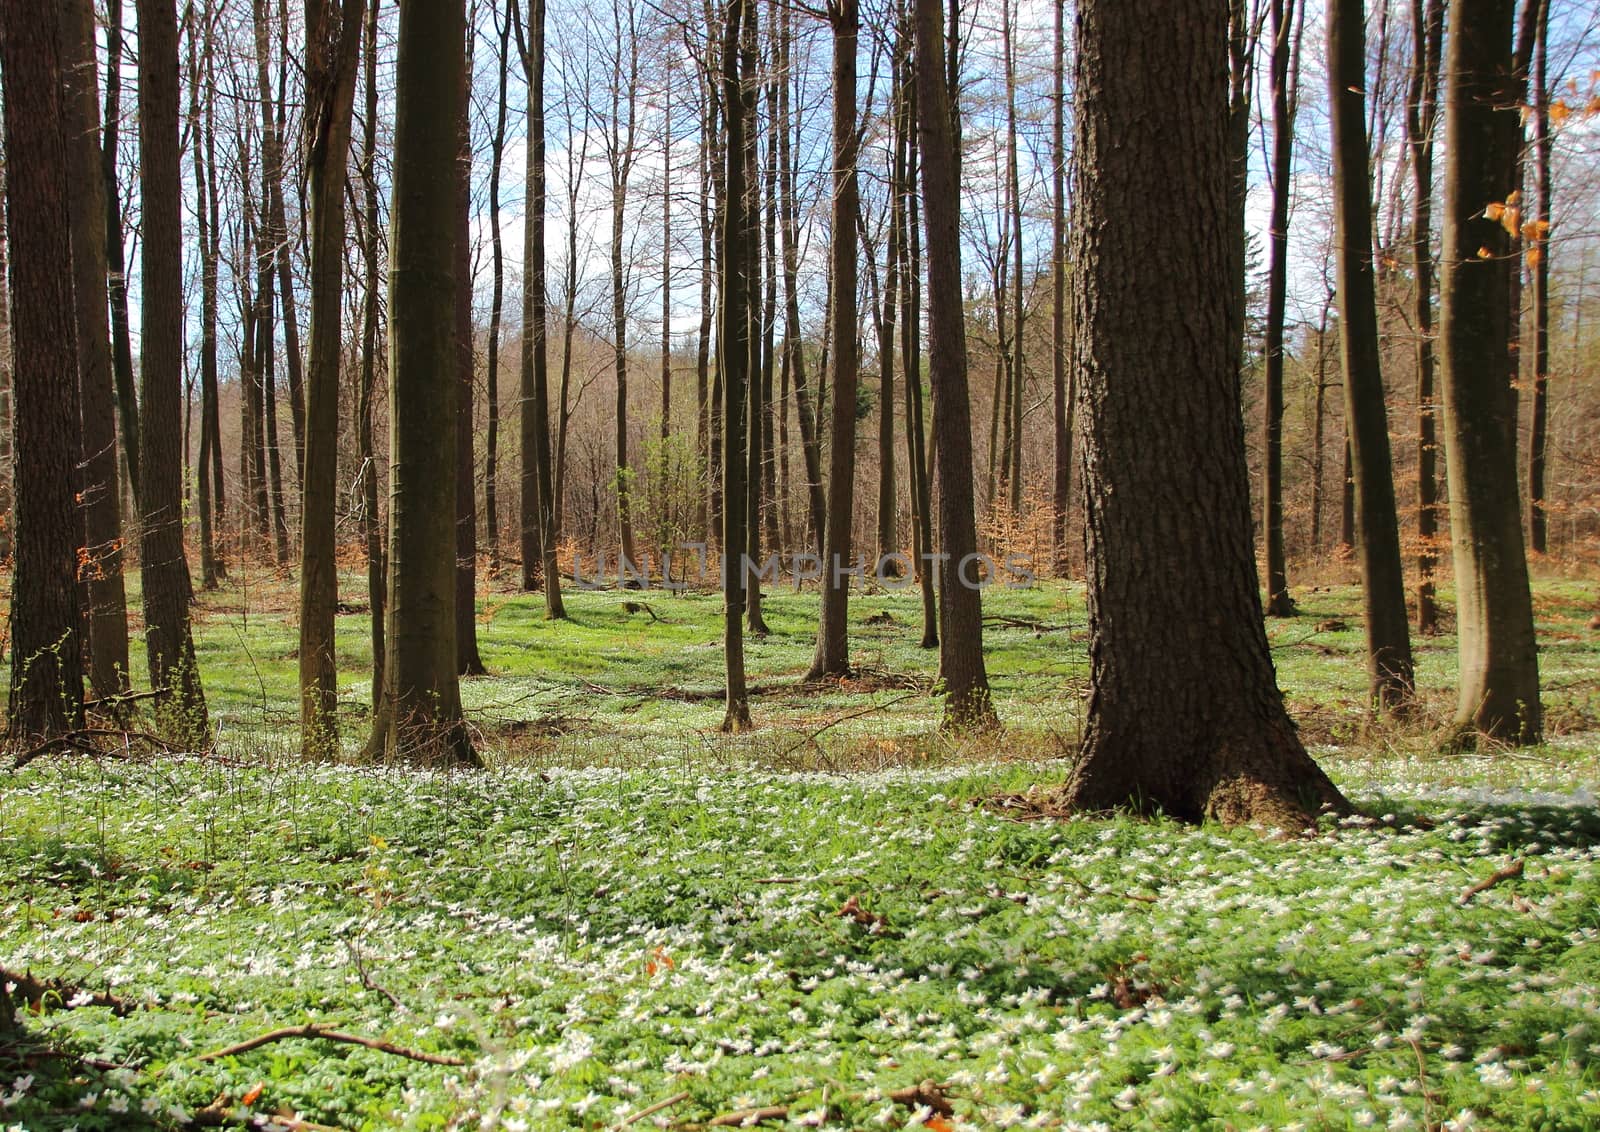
[1437,0,1541,743]
[2,0,87,741]
[1060,0,1348,827]
[1050,0,1071,578]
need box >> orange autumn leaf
[1484,201,1505,222]
[1521,218,1550,241]
[1500,206,1522,237]
[1550,99,1572,125]
[1477,247,1494,259]
[925,1118,956,1132]
[1526,245,1543,270]
[1506,189,1521,207]
[241,1083,265,1106]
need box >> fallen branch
[196,1023,465,1066]
[10,727,177,770]
[705,1080,953,1127]
[775,693,922,761]
[616,1089,691,1127]
[708,1105,791,1127]
[1459,857,1525,906]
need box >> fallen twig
[776,693,922,761]
[1459,857,1525,906]
[196,1023,465,1066]
[708,1105,791,1127]
[616,1089,691,1127]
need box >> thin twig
[1459,857,1525,906]
[616,1090,691,1127]
[196,1023,465,1066]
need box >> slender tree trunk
[1262,0,1299,617]
[517,0,544,592]
[746,19,770,637]
[1526,0,1551,555]
[807,0,862,681]
[102,0,141,502]
[1002,0,1023,513]
[1226,0,1255,376]
[719,0,755,731]
[1062,0,1347,828]
[2,0,87,741]
[898,22,937,649]
[137,0,208,745]
[191,1,227,588]
[1328,0,1416,711]
[455,37,486,679]
[610,0,641,573]
[360,0,386,701]
[779,4,826,557]
[367,0,479,767]
[916,0,994,728]
[1051,0,1071,578]
[1437,0,1541,743]
[1407,0,1444,633]
[298,0,363,757]
[516,0,566,617]
[876,48,902,577]
[65,0,131,699]
[696,54,715,545]
[1309,290,1333,555]
[485,2,511,572]
[0,158,11,569]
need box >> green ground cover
[2,574,1598,1130]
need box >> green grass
[2,570,1599,1129]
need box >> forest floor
[2,569,1599,1129]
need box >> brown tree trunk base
[1062,717,1350,829]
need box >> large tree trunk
[2,0,87,741]
[1437,0,1541,743]
[1262,0,1299,618]
[366,0,479,767]
[1328,0,1416,711]
[916,0,994,728]
[136,0,208,746]
[298,0,363,758]
[65,0,131,700]
[899,38,937,651]
[1406,0,1444,633]
[1061,0,1347,827]
[807,0,862,681]
[719,0,755,732]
